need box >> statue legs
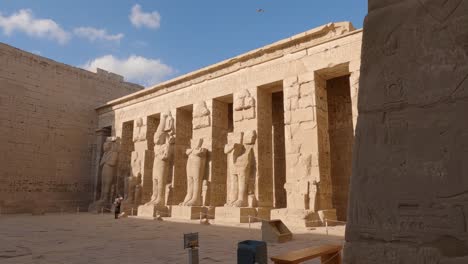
[232,170,248,207]
[124,177,137,204]
[100,165,113,203]
[182,169,202,206]
[181,176,194,205]
[147,159,168,206]
[185,173,202,206]
[226,174,238,206]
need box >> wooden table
[270,244,342,264]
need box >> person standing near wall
[114,197,123,219]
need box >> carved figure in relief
[133,118,147,142]
[285,153,319,210]
[234,90,256,122]
[193,101,211,129]
[180,138,208,206]
[146,111,175,207]
[98,137,119,203]
[124,151,143,204]
[225,130,257,207]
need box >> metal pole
[131,208,134,216]
[248,215,251,230]
[199,212,202,224]
[188,247,199,264]
[325,219,329,235]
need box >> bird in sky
[257,8,265,13]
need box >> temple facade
[92,22,362,226]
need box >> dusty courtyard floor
[0,213,344,264]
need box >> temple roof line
[96,22,362,112]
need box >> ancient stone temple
[92,22,362,226]
[344,1,468,263]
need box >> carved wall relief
[193,101,211,129]
[234,90,256,122]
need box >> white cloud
[0,9,70,44]
[129,4,161,29]
[83,55,175,86]
[74,27,124,43]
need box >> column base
[270,208,337,228]
[121,202,139,216]
[137,204,170,218]
[171,206,214,220]
[215,207,271,223]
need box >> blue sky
[0,0,367,87]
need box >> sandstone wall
[0,43,142,213]
[96,22,362,221]
[344,1,468,263]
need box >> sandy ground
[0,213,345,264]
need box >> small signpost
[184,232,199,264]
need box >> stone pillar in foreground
[344,1,468,263]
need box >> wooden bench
[271,244,342,264]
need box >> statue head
[163,111,174,132]
[135,118,144,127]
[243,130,257,145]
[191,138,203,149]
[103,141,112,152]
[194,101,210,118]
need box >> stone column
[132,117,153,203]
[344,1,468,263]
[172,108,193,205]
[210,99,229,207]
[271,72,336,227]
[349,61,360,130]
[215,88,269,223]
[92,127,111,201]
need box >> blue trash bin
[237,240,267,264]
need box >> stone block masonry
[0,43,142,214]
[95,22,363,225]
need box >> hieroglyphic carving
[146,111,175,207]
[180,138,208,206]
[345,0,468,262]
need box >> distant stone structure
[0,43,142,214]
[93,22,362,225]
[344,1,468,263]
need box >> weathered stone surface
[344,1,468,263]
[0,43,142,214]
[171,205,209,220]
[91,23,362,224]
[214,207,258,223]
[2,22,363,226]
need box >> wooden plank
[270,244,342,264]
